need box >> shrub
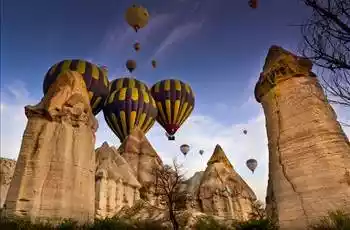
[195,216,233,230]
[235,218,277,230]
[308,210,350,230]
[0,216,167,230]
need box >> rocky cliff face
[118,128,163,205]
[255,45,350,230]
[180,145,257,221]
[0,158,16,208]
[95,142,141,219]
[3,71,96,224]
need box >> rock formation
[3,71,97,223]
[95,142,141,219]
[118,128,163,205]
[0,158,16,208]
[255,45,350,230]
[197,145,256,220]
[180,145,257,221]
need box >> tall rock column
[3,71,97,224]
[255,46,350,230]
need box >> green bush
[194,216,278,230]
[0,216,167,230]
[195,216,233,230]
[235,218,277,230]
[308,210,350,230]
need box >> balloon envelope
[134,42,141,51]
[103,87,157,142]
[109,77,149,94]
[199,150,204,155]
[43,59,109,116]
[180,144,190,156]
[151,60,157,68]
[246,159,258,173]
[125,4,149,32]
[248,0,257,9]
[150,79,195,139]
[243,129,248,135]
[126,60,137,73]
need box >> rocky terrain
[0,158,16,208]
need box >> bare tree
[300,0,350,108]
[150,159,187,230]
[249,199,266,220]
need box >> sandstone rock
[0,158,16,208]
[197,144,256,220]
[3,71,97,224]
[95,142,141,219]
[255,45,350,230]
[118,128,163,205]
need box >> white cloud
[1,80,349,203]
[152,20,204,59]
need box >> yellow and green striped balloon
[103,87,158,142]
[150,79,195,140]
[109,77,150,95]
[43,59,110,116]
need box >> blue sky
[1,0,349,201]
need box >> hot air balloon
[246,159,258,173]
[103,87,157,142]
[43,59,109,116]
[243,129,248,135]
[125,4,149,32]
[151,79,195,140]
[133,42,141,52]
[199,150,204,155]
[180,144,190,156]
[126,59,137,73]
[151,60,157,68]
[109,77,149,95]
[248,0,257,9]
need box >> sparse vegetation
[308,210,350,230]
[0,216,167,230]
[2,209,349,229]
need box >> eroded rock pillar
[255,46,350,229]
[3,71,97,224]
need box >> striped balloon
[43,59,110,116]
[109,77,149,95]
[150,79,195,139]
[103,87,157,142]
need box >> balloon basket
[168,135,175,141]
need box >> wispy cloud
[97,13,173,62]
[152,20,204,59]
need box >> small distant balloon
[125,4,149,32]
[199,150,204,155]
[180,144,190,156]
[134,42,141,52]
[246,159,258,173]
[243,129,248,135]
[248,0,258,9]
[126,59,136,73]
[151,60,157,68]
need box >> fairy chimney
[197,144,256,220]
[3,71,97,224]
[118,128,163,205]
[255,45,350,230]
